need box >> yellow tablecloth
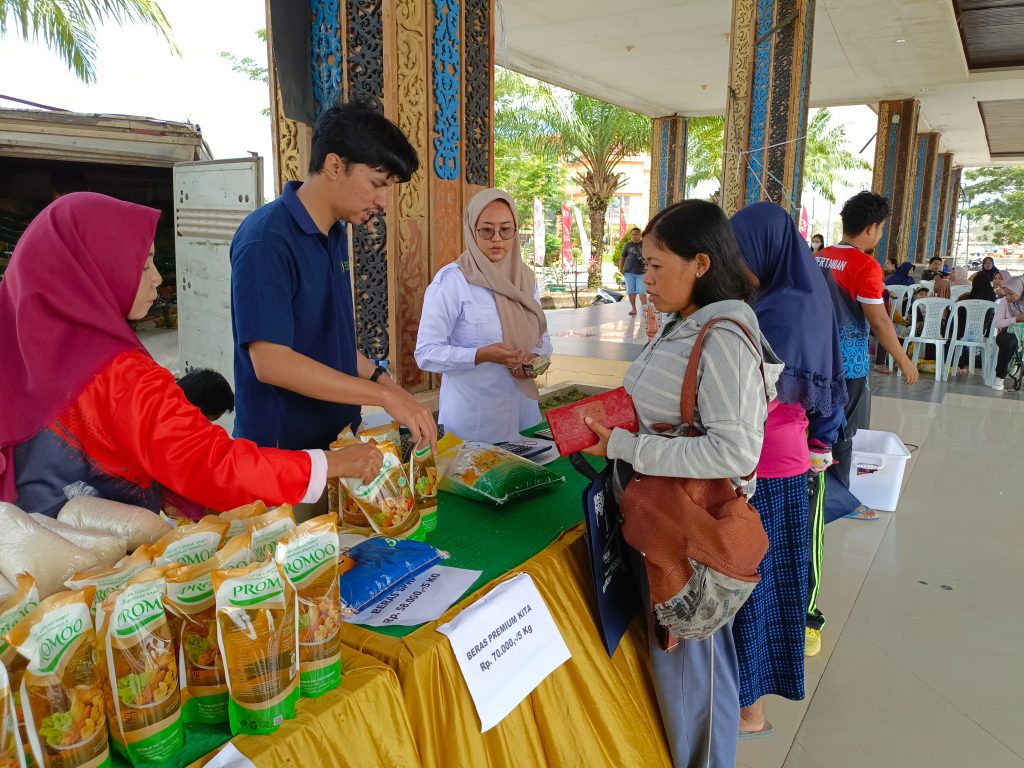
[340,524,672,768]
[189,646,422,768]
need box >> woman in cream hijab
[415,189,552,443]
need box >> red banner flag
[799,206,811,240]
[561,204,572,269]
[619,208,627,239]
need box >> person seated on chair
[952,273,996,375]
[994,270,1010,297]
[922,256,945,281]
[874,286,927,373]
[991,276,1024,392]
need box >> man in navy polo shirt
[230,102,436,458]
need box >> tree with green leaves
[494,67,650,288]
[963,167,1024,245]
[219,29,269,117]
[685,109,868,204]
[493,67,567,232]
[0,0,176,83]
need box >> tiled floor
[144,308,1024,767]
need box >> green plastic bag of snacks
[438,442,564,505]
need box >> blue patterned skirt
[733,474,809,707]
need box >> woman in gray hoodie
[585,200,781,768]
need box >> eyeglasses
[476,225,517,241]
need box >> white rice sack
[0,573,14,603]
[29,513,128,567]
[0,502,101,598]
[57,496,172,551]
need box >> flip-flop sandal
[738,720,774,740]
[844,505,881,521]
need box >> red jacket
[15,351,312,515]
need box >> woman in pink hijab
[0,193,381,516]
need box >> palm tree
[685,115,726,192]
[495,69,650,289]
[686,109,868,204]
[1,0,177,83]
[802,109,870,203]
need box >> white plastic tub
[848,430,911,512]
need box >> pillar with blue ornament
[721,0,816,219]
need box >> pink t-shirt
[757,402,810,478]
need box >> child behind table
[163,369,236,521]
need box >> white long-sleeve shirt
[415,264,553,444]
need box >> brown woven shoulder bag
[620,317,770,649]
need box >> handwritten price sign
[438,573,571,731]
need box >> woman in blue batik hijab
[731,202,848,737]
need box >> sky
[0,0,878,228]
[0,0,273,190]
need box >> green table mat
[110,439,598,765]
[110,723,229,768]
[359,448,598,639]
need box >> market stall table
[107,645,422,768]
[340,453,672,768]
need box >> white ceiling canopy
[496,0,1024,165]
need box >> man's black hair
[929,256,943,265]
[643,200,754,306]
[840,191,891,237]
[176,369,234,419]
[630,227,641,234]
[309,101,419,181]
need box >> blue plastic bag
[339,537,448,614]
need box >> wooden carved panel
[395,0,432,392]
[722,0,756,216]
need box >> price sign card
[437,573,571,732]
[345,565,482,628]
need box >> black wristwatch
[370,365,390,383]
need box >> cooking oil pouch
[7,588,111,768]
[406,438,439,533]
[64,548,154,617]
[339,440,422,540]
[247,506,296,563]
[338,537,447,615]
[163,536,250,725]
[275,516,341,698]
[221,502,268,540]
[438,441,564,505]
[0,574,38,756]
[0,576,35,768]
[96,575,183,765]
[359,421,401,446]
[330,429,374,532]
[0,662,27,768]
[152,516,229,567]
[212,561,298,736]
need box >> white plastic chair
[982,315,1002,386]
[944,300,996,379]
[902,298,953,381]
[950,285,971,301]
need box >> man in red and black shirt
[816,192,918,521]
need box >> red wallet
[546,387,639,456]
